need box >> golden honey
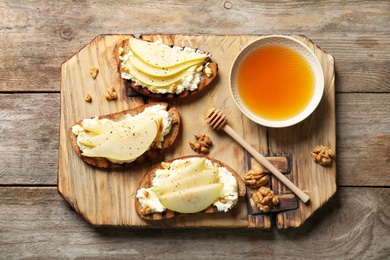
[237,45,315,121]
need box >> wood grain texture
[1,186,388,259]
[336,93,390,186]
[0,93,60,185]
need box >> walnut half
[311,145,335,166]
[189,133,213,154]
[90,66,99,79]
[244,167,268,189]
[252,186,279,213]
[84,94,92,103]
[105,86,118,101]
[140,205,152,216]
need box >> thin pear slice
[81,118,158,161]
[152,169,219,195]
[158,183,224,213]
[129,55,203,77]
[158,157,207,187]
[81,117,148,135]
[82,120,115,134]
[129,38,208,68]
[80,117,160,144]
[78,127,137,147]
[125,60,193,87]
[77,132,98,147]
[176,157,207,176]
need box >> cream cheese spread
[136,158,239,213]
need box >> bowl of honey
[230,35,324,128]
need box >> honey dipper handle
[222,124,310,203]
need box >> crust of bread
[135,155,246,220]
[68,102,180,169]
[119,38,219,99]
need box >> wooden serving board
[58,34,336,229]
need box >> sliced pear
[158,183,224,213]
[77,132,98,147]
[158,157,207,186]
[78,128,130,147]
[82,120,115,134]
[79,117,159,146]
[129,55,203,77]
[124,60,193,87]
[81,118,158,161]
[152,169,219,195]
[176,157,207,175]
[129,38,208,68]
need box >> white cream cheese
[121,40,210,94]
[71,104,172,164]
[136,158,239,213]
[136,188,165,213]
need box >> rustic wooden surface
[1,0,389,259]
[58,34,335,229]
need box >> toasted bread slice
[68,102,180,169]
[118,37,218,99]
[135,155,246,220]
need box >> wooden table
[1,1,389,258]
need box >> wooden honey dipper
[206,108,310,203]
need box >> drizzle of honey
[237,45,315,121]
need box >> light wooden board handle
[222,124,310,203]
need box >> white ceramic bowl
[230,35,324,128]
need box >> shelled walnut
[311,145,335,166]
[140,205,152,216]
[140,190,152,215]
[252,186,279,213]
[219,196,228,204]
[90,66,99,79]
[105,86,118,101]
[117,47,125,60]
[204,66,213,77]
[189,133,213,154]
[84,94,92,103]
[244,167,268,189]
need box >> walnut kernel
[142,190,149,197]
[170,83,178,93]
[120,66,130,74]
[84,94,92,103]
[244,167,268,188]
[219,196,228,204]
[118,47,125,60]
[105,86,118,101]
[189,133,213,154]
[161,162,171,169]
[195,65,204,73]
[140,205,152,216]
[311,145,335,166]
[204,66,213,77]
[252,186,280,213]
[90,66,99,79]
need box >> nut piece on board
[105,86,118,101]
[244,167,268,189]
[90,66,99,79]
[189,133,213,154]
[252,186,279,213]
[311,145,335,166]
[84,94,92,103]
